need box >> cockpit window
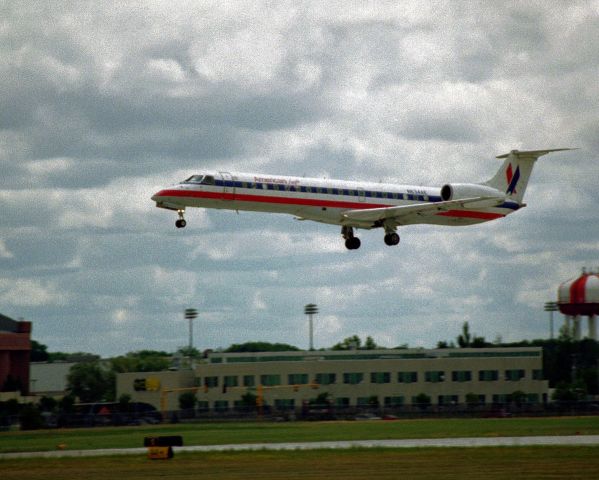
[184,175,215,185]
[185,175,204,184]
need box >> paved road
[2,435,599,459]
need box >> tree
[465,393,480,407]
[309,392,331,407]
[177,346,202,358]
[239,391,258,409]
[38,396,58,412]
[511,390,527,407]
[414,393,431,410]
[67,362,114,403]
[364,336,378,350]
[110,351,171,373]
[331,335,362,350]
[30,340,49,362]
[178,392,197,410]
[457,322,472,348]
[456,322,489,348]
[49,352,100,363]
[225,342,300,352]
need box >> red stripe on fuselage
[156,189,383,210]
[155,189,506,220]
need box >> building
[29,362,77,397]
[0,313,32,396]
[118,347,548,413]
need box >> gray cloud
[1,1,598,356]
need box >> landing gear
[383,225,400,246]
[175,210,187,229]
[384,232,400,246]
[342,226,361,250]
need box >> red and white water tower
[557,268,599,340]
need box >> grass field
[1,416,599,454]
[2,446,599,480]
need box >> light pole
[185,308,198,351]
[304,304,318,351]
[544,301,558,340]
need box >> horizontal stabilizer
[495,148,576,159]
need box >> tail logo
[506,163,520,195]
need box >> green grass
[1,416,599,454]
[2,446,599,480]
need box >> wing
[341,197,504,225]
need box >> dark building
[0,313,32,395]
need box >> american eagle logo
[506,163,520,195]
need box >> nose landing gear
[175,210,187,228]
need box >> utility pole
[304,304,318,351]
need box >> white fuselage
[152,171,516,229]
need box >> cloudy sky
[2,1,598,357]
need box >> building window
[370,372,391,384]
[343,372,364,385]
[315,373,336,385]
[204,376,218,388]
[452,371,472,382]
[505,369,525,381]
[260,374,281,386]
[197,401,209,412]
[288,373,309,385]
[384,396,404,407]
[479,370,499,381]
[425,371,445,383]
[532,369,544,380]
[243,375,255,387]
[214,400,229,412]
[357,396,379,407]
[398,371,418,383]
[224,376,238,387]
[527,393,540,403]
[438,395,459,405]
[335,397,350,408]
[274,399,295,410]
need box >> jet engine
[440,183,505,202]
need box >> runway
[2,435,599,459]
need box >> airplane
[151,148,573,250]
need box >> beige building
[118,347,548,413]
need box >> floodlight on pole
[185,308,198,350]
[304,303,319,351]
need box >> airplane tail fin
[484,148,574,204]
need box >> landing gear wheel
[345,237,361,250]
[384,232,400,246]
[342,226,361,250]
[175,219,187,228]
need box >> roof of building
[0,313,18,333]
[207,347,542,364]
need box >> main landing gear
[342,225,401,249]
[175,209,187,229]
[342,226,361,250]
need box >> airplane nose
[151,190,165,202]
